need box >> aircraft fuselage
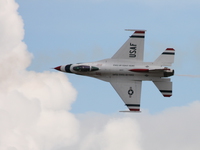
[55,59,174,82]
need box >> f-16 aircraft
[54,29,175,112]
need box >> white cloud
[135,101,200,150]
[74,101,200,150]
[1,0,200,150]
[0,0,78,149]
[79,117,141,150]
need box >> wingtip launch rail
[125,29,146,32]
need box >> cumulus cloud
[0,0,78,149]
[72,101,200,150]
[1,0,200,150]
[137,101,200,150]
[71,102,200,150]
[79,117,141,150]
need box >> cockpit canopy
[73,65,99,72]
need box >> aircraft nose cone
[54,66,61,71]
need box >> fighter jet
[54,29,175,112]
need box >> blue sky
[15,0,200,114]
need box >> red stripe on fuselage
[163,68,170,70]
[129,69,149,72]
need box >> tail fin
[154,48,175,66]
[153,79,172,97]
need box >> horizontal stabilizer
[154,48,175,66]
[153,80,172,97]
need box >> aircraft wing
[111,30,146,61]
[110,80,142,112]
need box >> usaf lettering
[129,43,137,58]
